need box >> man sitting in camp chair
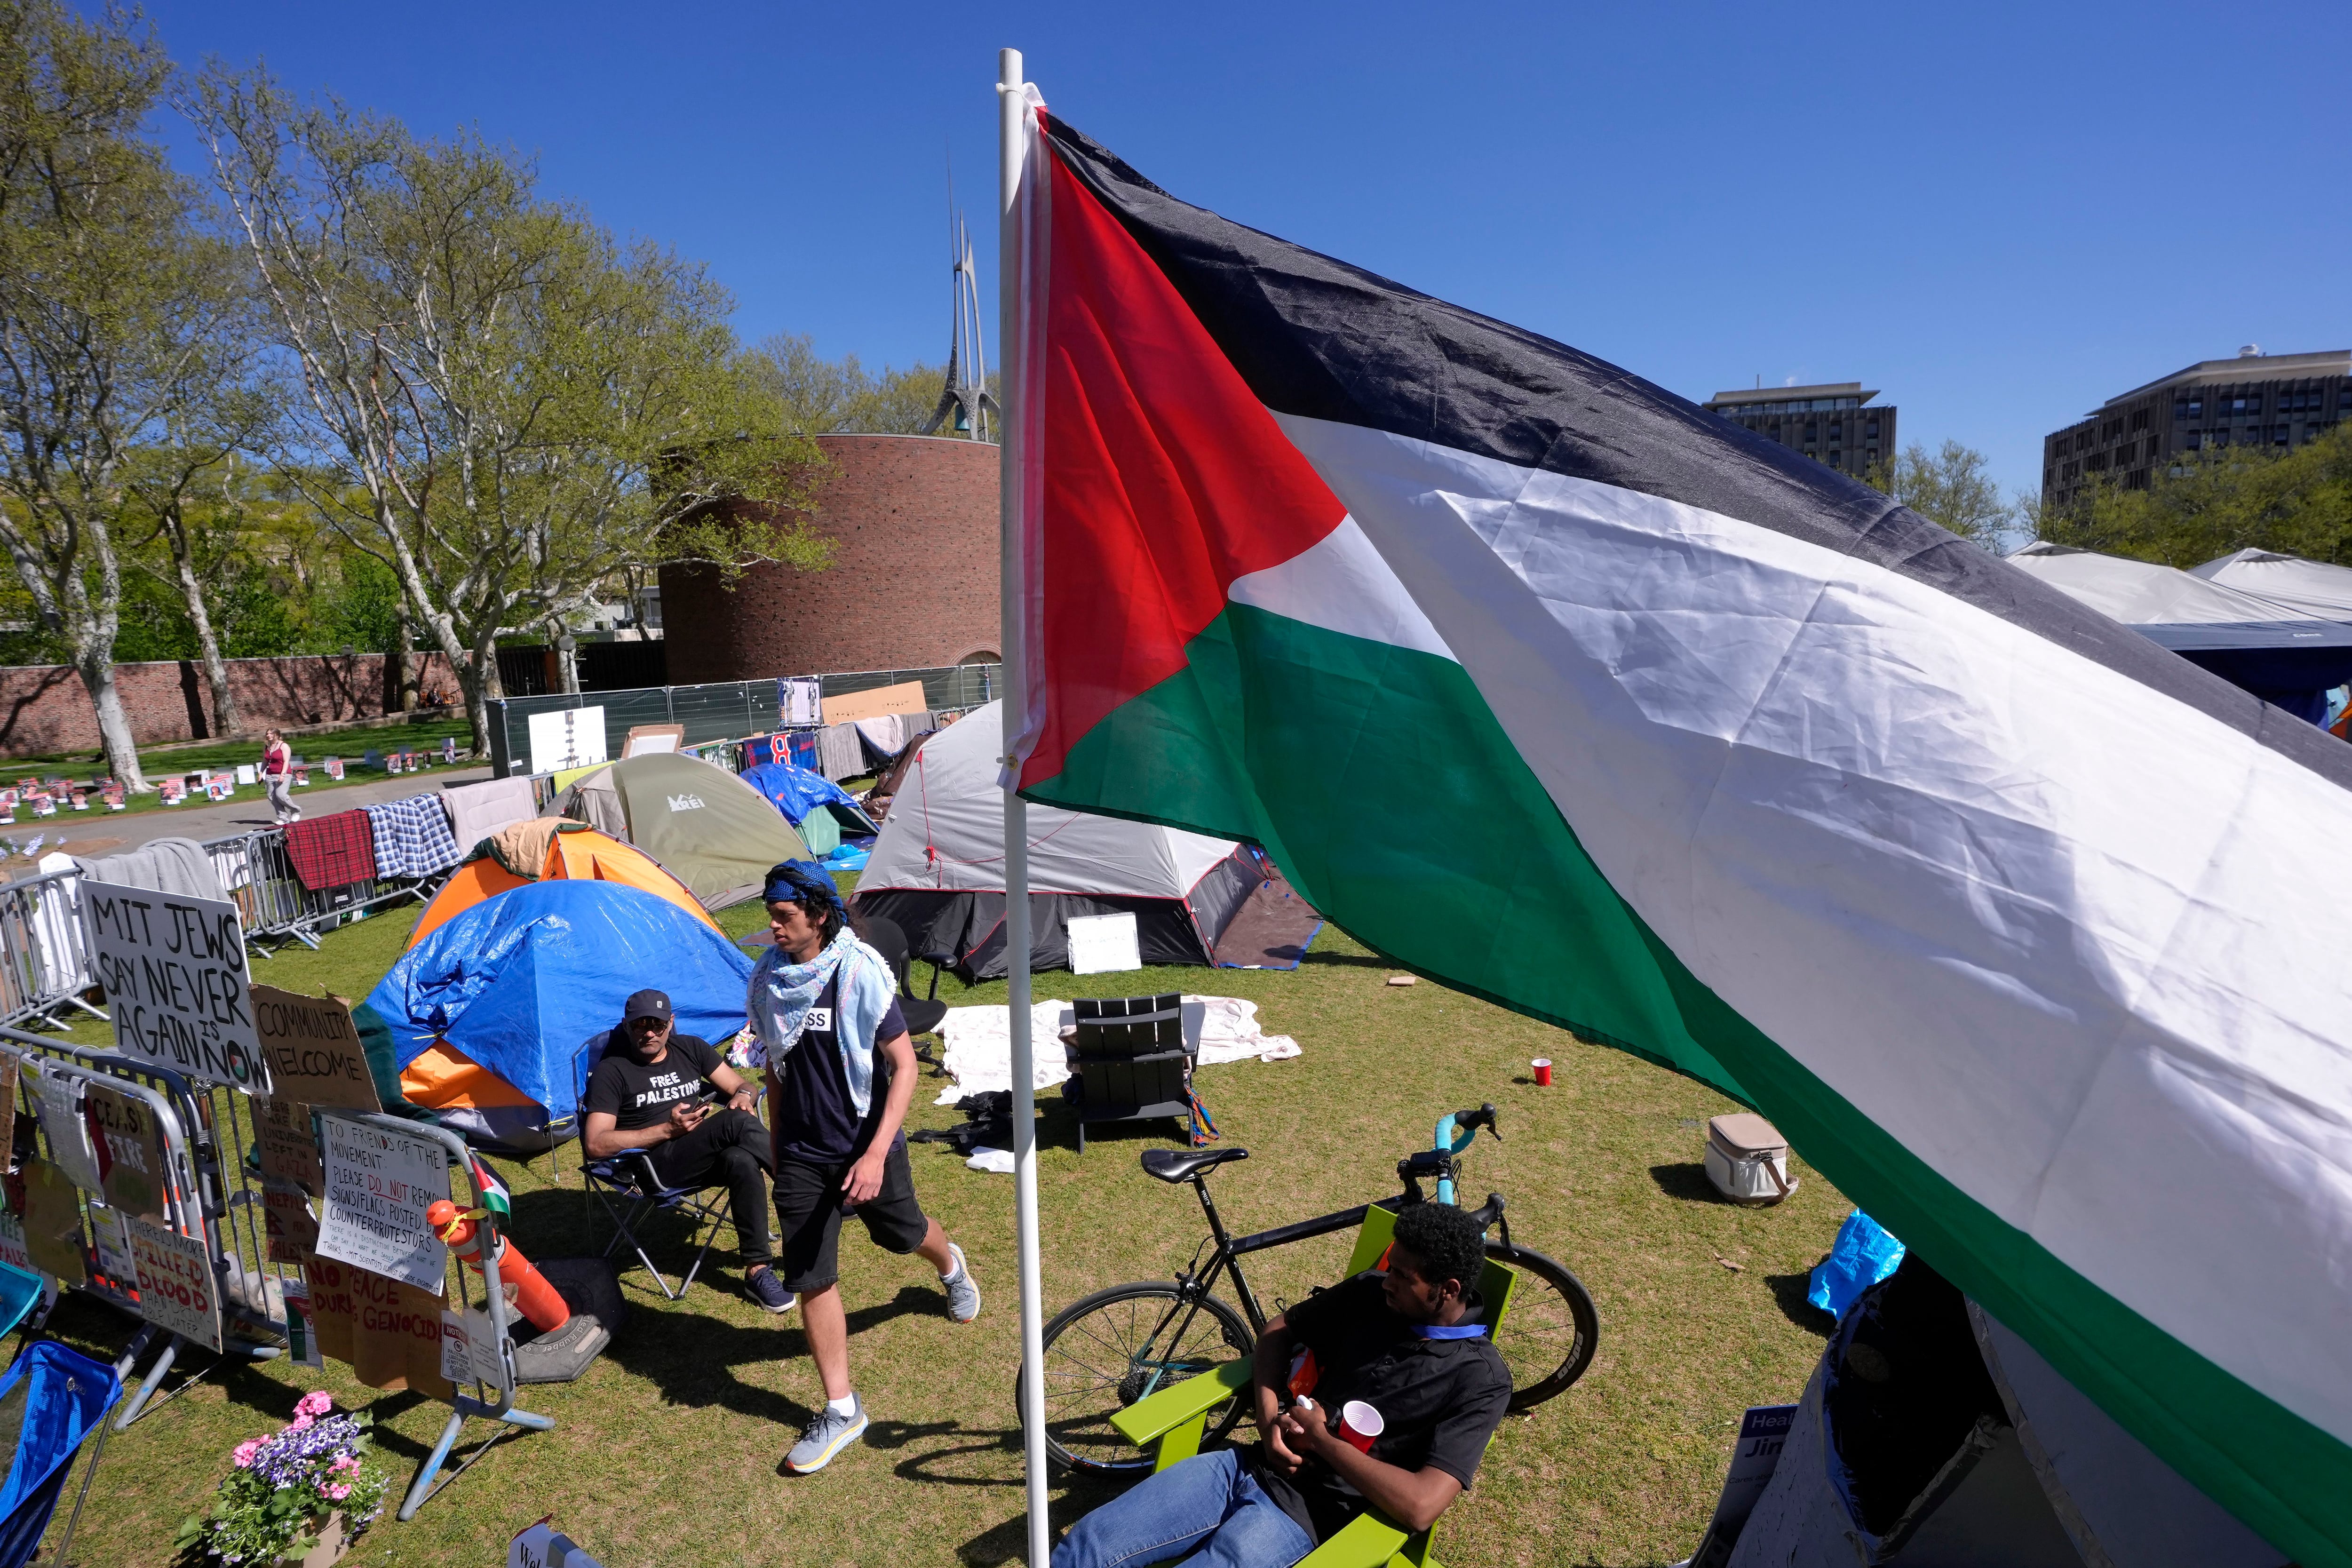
[1054,1203,1511,1568]
[582,989,796,1313]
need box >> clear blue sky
[130,0,2351,500]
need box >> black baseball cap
[622,989,673,1024]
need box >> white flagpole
[998,44,1051,1567]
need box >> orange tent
[405,819,719,950]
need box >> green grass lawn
[25,888,1850,1567]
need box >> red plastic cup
[1339,1400,1384,1453]
[1532,1058,1553,1087]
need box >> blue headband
[763,862,840,912]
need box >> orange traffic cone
[427,1200,571,1333]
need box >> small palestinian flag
[468,1154,511,1219]
[1004,99,2352,1567]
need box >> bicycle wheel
[1485,1241,1599,1410]
[1024,1281,1256,1474]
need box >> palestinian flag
[1005,98,2352,1566]
[468,1154,511,1219]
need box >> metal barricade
[0,866,107,1030]
[203,826,435,955]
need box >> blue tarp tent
[363,881,754,1138]
[739,762,878,856]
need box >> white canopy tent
[2006,541,2313,629]
[2191,547,2352,621]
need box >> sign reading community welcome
[251,986,380,1111]
[81,881,264,1090]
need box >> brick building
[2042,347,2352,509]
[0,652,455,759]
[660,434,1001,684]
[1701,382,1896,478]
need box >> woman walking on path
[261,729,299,824]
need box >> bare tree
[188,69,830,756]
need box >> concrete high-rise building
[1701,382,1895,478]
[2042,347,2352,509]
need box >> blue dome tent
[364,881,754,1150]
[739,761,879,858]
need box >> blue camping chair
[572,1032,744,1301]
[0,1337,124,1568]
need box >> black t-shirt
[584,1033,725,1131]
[1250,1271,1513,1542]
[771,972,907,1166]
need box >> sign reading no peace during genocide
[81,881,264,1090]
[126,1214,222,1352]
[250,987,381,1112]
[316,1115,448,1294]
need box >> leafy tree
[189,69,832,754]
[0,1,239,789]
[751,333,998,440]
[1862,440,2023,551]
[2034,424,2352,568]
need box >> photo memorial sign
[81,882,264,1090]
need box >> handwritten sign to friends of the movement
[256,1098,324,1195]
[84,1081,167,1221]
[251,987,381,1112]
[316,1115,448,1294]
[126,1214,222,1352]
[81,881,265,1090]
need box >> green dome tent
[557,753,813,909]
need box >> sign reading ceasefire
[81,882,264,1090]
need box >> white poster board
[81,881,266,1090]
[126,1215,223,1352]
[1067,912,1143,975]
[527,706,608,775]
[439,1305,512,1393]
[315,1115,449,1294]
[31,1068,101,1192]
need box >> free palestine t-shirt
[584,1034,724,1131]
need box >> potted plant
[176,1392,389,1567]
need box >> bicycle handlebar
[1454,1102,1501,1141]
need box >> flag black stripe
[1044,117,2352,788]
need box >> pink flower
[325,1482,351,1502]
[284,1414,313,1433]
[330,1454,359,1473]
[295,1391,334,1418]
[231,1439,264,1469]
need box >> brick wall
[0,652,458,758]
[660,434,1001,685]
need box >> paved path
[0,766,493,878]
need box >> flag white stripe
[1228,516,1458,662]
[1272,409,2352,1447]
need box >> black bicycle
[1025,1103,1600,1474]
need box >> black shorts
[772,1138,930,1293]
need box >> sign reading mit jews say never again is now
[80,880,264,1090]
[251,986,381,1112]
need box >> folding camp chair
[0,1338,123,1568]
[1105,1204,1518,1568]
[584,1149,736,1301]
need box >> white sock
[940,1245,963,1282]
[827,1393,857,1418]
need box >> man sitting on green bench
[1053,1202,1512,1568]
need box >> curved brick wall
[660,434,1001,684]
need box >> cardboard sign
[526,706,607,776]
[262,1182,318,1263]
[126,1215,222,1352]
[251,987,381,1111]
[316,1115,448,1293]
[84,1082,167,1221]
[509,1521,606,1568]
[88,1202,136,1282]
[282,1278,323,1369]
[18,1160,85,1286]
[0,1055,17,1172]
[0,1210,37,1284]
[620,724,683,758]
[819,680,927,726]
[439,1305,511,1393]
[303,1253,453,1399]
[30,1069,101,1192]
[81,882,264,1090]
[255,1098,323,1196]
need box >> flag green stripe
[1026,601,2349,1568]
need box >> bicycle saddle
[1140,1147,1248,1183]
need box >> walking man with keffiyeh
[749,862,981,1475]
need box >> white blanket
[935,994,1301,1104]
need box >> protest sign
[18,1159,85,1286]
[250,987,380,1111]
[316,1115,447,1293]
[282,1278,323,1369]
[30,1068,100,1192]
[510,1521,605,1568]
[88,1202,137,1282]
[439,1305,510,1394]
[83,1081,167,1221]
[126,1215,222,1352]
[304,1253,452,1399]
[262,1182,318,1264]
[0,1210,32,1276]
[255,1098,323,1195]
[81,881,264,1090]
[0,1055,18,1169]
[820,679,927,725]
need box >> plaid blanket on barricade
[284,811,377,891]
[363,795,463,879]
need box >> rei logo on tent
[667,793,706,812]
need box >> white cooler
[1704,1113,1797,1206]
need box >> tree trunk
[455,635,505,762]
[168,527,245,738]
[74,651,148,793]
[395,616,418,713]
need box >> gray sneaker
[785,1396,868,1474]
[941,1242,980,1323]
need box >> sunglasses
[629,1016,670,1033]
